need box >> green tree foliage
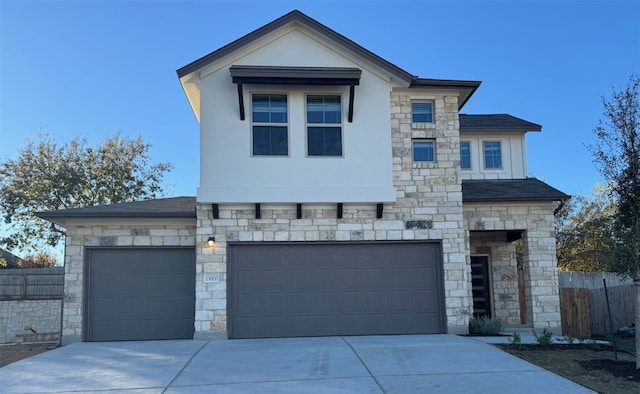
[0,134,173,252]
[555,187,616,271]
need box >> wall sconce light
[207,236,216,247]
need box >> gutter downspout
[553,199,567,216]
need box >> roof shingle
[36,197,197,221]
[460,114,542,133]
[462,179,569,202]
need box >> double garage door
[228,242,445,339]
[84,242,444,341]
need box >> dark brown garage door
[228,242,444,339]
[85,247,195,341]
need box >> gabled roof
[36,197,197,226]
[462,179,569,203]
[460,114,542,133]
[177,10,414,83]
[177,10,481,114]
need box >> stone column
[521,224,562,334]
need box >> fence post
[603,278,618,359]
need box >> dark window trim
[231,66,361,122]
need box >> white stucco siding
[197,28,396,203]
[459,134,527,180]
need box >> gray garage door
[85,247,195,341]
[228,242,444,339]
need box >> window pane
[253,126,271,155]
[307,95,341,124]
[308,127,342,156]
[270,126,288,155]
[253,126,288,156]
[269,95,287,123]
[460,141,471,169]
[253,94,287,123]
[412,102,433,123]
[413,140,435,162]
[252,95,270,123]
[483,141,502,169]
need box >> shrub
[509,332,522,345]
[468,316,502,335]
[532,328,554,345]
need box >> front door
[471,255,492,318]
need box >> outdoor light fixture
[207,236,215,247]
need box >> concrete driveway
[0,334,592,393]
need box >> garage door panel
[91,295,195,320]
[85,248,195,342]
[228,242,444,338]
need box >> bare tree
[589,75,640,368]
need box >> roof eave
[463,196,569,203]
[460,126,542,133]
[409,79,482,109]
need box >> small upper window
[412,102,433,123]
[252,94,288,156]
[460,141,471,169]
[307,95,342,157]
[413,140,435,162]
[483,141,502,169]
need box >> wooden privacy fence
[559,272,635,337]
[0,267,64,300]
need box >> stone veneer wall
[464,203,561,332]
[195,93,472,338]
[0,300,61,343]
[469,240,521,325]
[61,222,196,344]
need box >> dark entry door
[471,255,491,318]
[227,241,445,339]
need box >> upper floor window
[307,95,342,156]
[252,94,288,156]
[413,139,435,162]
[460,141,471,169]
[483,141,502,169]
[411,101,433,123]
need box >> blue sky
[1,1,638,224]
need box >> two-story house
[38,10,568,344]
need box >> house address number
[204,273,221,283]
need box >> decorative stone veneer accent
[195,93,472,338]
[61,222,196,344]
[464,202,562,333]
[0,300,61,343]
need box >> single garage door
[228,242,444,339]
[85,247,195,341]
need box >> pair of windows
[411,101,435,162]
[412,140,503,169]
[252,94,342,157]
[460,141,502,169]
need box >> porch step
[500,324,532,334]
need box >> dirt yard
[0,343,56,368]
[498,342,639,394]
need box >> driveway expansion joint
[340,336,387,394]
[162,340,210,393]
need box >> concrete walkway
[0,334,593,393]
